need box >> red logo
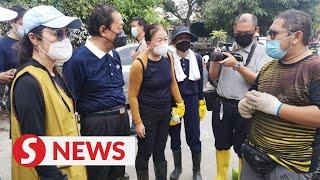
[13,134,46,167]
[12,136,135,166]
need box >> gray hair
[277,10,312,45]
[235,13,258,27]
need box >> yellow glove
[170,107,181,126]
[176,102,185,118]
[199,100,207,121]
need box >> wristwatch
[233,62,242,71]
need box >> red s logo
[13,134,46,167]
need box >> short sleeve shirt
[216,42,271,100]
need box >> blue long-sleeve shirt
[0,36,20,72]
[63,43,125,116]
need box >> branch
[171,10,185,21]
[191,0,197,7]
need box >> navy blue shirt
[63,46,125,115]
[138,57,172,110]
[0,36,20,72]
[177,53,204,99]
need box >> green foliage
[1,0,109,22]
[203,0,320,36]
[1,0,165,25]
[0,0,167,45]
[210,29,227,47]
[114,0,164,23]
[232,168,239,180]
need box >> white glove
[245,90,283,116]
[238,98,255,119]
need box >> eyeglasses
[40,29,71,41]
[267,30,293,40]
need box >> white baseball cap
[23,5,82,34]
[0,7,18,22]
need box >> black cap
[171,26,198,42]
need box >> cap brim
[0,7,18,22]
[42,15,82,30]
[173,31,198,42]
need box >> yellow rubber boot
[238,158,243,180]
[216,150,230,180]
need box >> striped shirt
[249,55,320,172]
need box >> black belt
[216,94,240,105]
[84,105,126,117]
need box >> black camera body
[210,43,243,62]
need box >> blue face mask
[131,27,138,38]
[266,40,287,60]
[266,33,295,60]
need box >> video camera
[210,43,243,62]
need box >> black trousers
[169,95,201,154]
[80,109,130,180]
[135,107,171,171]
[211,98,250,158]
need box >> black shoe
[170,150,182,180]
[192,152,202,180]
[154,161,167,180]
[136,169,149,180]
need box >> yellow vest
[11,65,87,180]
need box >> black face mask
[176,41,191,52]
[113,30,127,48]
[106,29,127,48]
[235,34,254,47]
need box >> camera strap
[135,41,142,51]
[244,42,257,66]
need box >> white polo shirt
[216,42,271,100]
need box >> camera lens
[210,52,225,61]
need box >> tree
[1,0,164,24]
[203,0,320,36]
[114,0,165,24]
[0,0,167,45]
[211,30,227,47]
[0,0,109,22]
[162,0,205,26]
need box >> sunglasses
[39,29,71,41]
[267,30,293,40]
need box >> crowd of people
[0,2,320,180]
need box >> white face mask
[15,25,25,38]
[153,44,168,56]
[38,38,73,63]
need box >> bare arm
[279,104,320,128]
[237,65,258,84]
[0,69,16,84]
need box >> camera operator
[208,13,270,180]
